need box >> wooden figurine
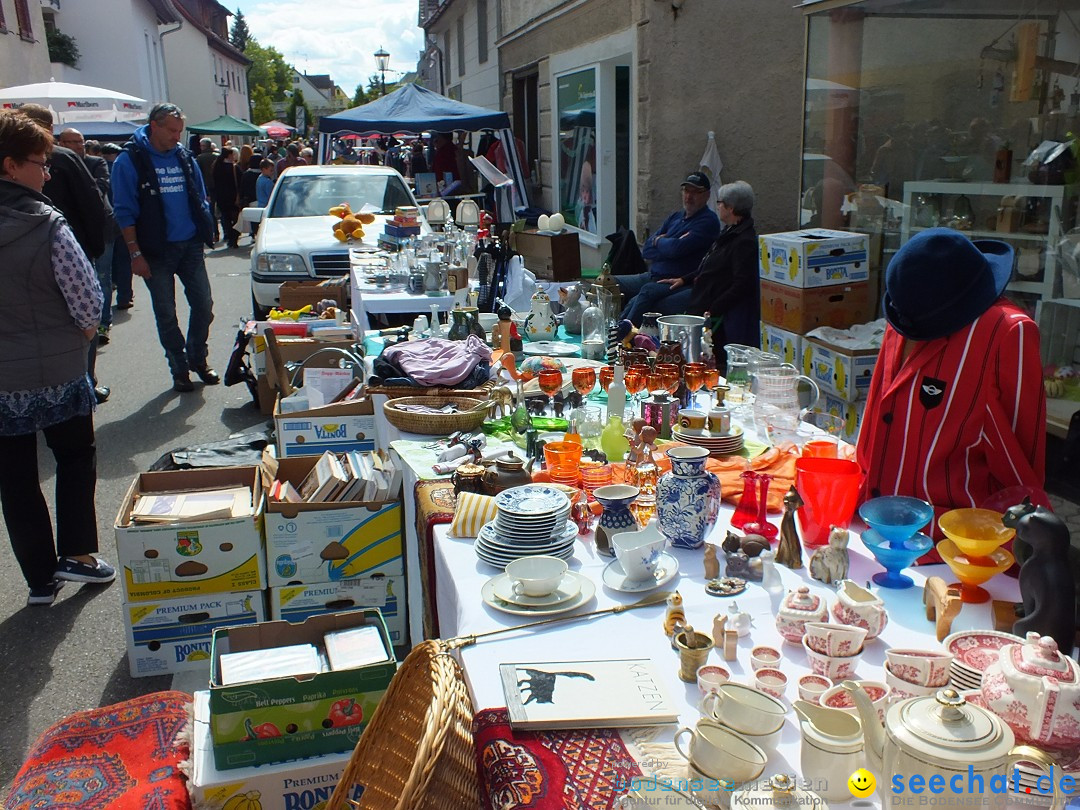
[712,613,728,648]
[993,600,1019,633]
[1004,500,1076,655]
[490,385,514,418]
[663,591,686,637]
[808,526,850,585]
[490,305,514,359]
[924,576,962,642]
[704,544,720,580]
[776,486,804,569]
[723,629,738,661]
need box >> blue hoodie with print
[111,124,210,244]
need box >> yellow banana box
[759,228,870,288]
[760,321,805,369]
[805,336,879,401]
[124,590,266,678]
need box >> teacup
[701,682,786,736]
[707,408,731,434]
[884,663,940,698]
[802,637,858,681]
[611,523,666,582]
[750,645,782,672]
[686,760,737,808]
[754,668,788,700]
[798,674,832,704]
[679,410,708,431]
[823,681,890,724]
[697,664,730,696]
[884,649,953,688]
[674,720,767,784]
[803,622,868,658]
[505,555,567,597]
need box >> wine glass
[538,369,563,416]
[684,362,706,409]
[572,366,597,398]
[657,363,681,397]
[625,364,648,411]
[646,368,665,396]
[599,365,615,394]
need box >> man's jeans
[96,238,114,328]
[142,239,215,378]
[111,233,133,306]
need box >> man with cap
[856,227,1046,555]
[617,171,720,324]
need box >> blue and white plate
[496,485,571,516]
[479,519,575,550]
[475,541,575,569]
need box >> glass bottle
[563,416,583,446]
[629,443,658,527]
[730,470,760,530]
[606,361,627,422]
[601,414,630,463]
[581,293,606,361]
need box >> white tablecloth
[432,507,1023,808]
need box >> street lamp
[374,46,390,95]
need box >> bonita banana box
[269,574,406,647]
[760,321,805,368]
[209,610,395,769]
[124,590,266,678]
[273,398,378,458]
[806,336,879,401]
[820,392,867,442]
[190,691,361,810]
[114,467,265,602]
[759,228,870,288]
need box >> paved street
[0,245,265,793]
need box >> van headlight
[256,253,306,273]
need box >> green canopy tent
[186,114,264,136]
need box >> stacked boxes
[116,467,268,677]
[274,397,378,458]
[758,229,875,440]
[377,206,422,251]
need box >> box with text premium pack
[209,611,395,769]
[269,574,406,647]
[759,228,869,288]
[114,467,265,601]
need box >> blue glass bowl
[860,528,933,589]
[859,496,934,547]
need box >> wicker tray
[383,396,489,435]
[327,640,479,810]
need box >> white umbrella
[699,131,724,214]
[0,79,147,124]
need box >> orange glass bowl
[937,538,1014,604]
[544,441,583,471]
[937,508,1015,561]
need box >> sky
[239,0,426,97]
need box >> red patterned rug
[474,708,643,810]
[7,691,192,810]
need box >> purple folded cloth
[381,336,492,386]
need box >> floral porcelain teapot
[980,632,1080,750]
[776,586,829,643]
[523,286,558,341]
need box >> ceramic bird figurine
[809,526,850,585]
[776,486,804,569]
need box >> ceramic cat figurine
[809,526,850,585]
[776,486,804,570]
[664,591,686,637]
[704,544,720,580]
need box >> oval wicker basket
[383,396,489,435]
[326,640,479,810]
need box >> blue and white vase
[592,484,640,558]
[657,446,720,549]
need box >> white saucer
[521,341,580,357]
[482,574,595,616]
[491,571,583,606]
[602,551,680,593]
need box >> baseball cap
[681,172,711,192]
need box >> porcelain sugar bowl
[844,682,1068,808]
[776,586,829,643]
[980,632,1080,752]
[831,579,888,640]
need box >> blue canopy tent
[317,83,529,219]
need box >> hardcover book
[499,658,679,729]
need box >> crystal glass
[572,366,597,397]
[625,364,648,408]
[538,369,563,415]
[684,362,706,409]
[657,363,681,396]
[599,365,615,393]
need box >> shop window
[477,0,488,64]
[457,16,465,76]
[556,67,597,234]
[15,0,33,41]
[444,31,452,81]
[512,71,539,180]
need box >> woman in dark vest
[213,146,241,249]
[0,111,117,606]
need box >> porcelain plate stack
[475,484,575,568]
[943,630,1019,691]
[671,425,744,456]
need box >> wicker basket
[326,640,480,810]
[383,396,489,435]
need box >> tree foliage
[245,40,292,101]
[286,88,314,133]
[367,75,399,99]
[229,9,250,51]
[352,83,369,108]
[47,29,80,68]
[250,86,275,125]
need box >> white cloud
[240,0,424,95]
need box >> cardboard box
[263,457,403,587]
[209,611,395,769]
[274,397,377,458]
[447,265,469,292]
[760,321,804,368]
[270,575,406,648]
[820,392,867,442]
[760,279,873,334]
[759,229,870,288]
[805,336,880,401]
[511,229,581,281]
[190,691,361,810]
[124,590,266,678]
[250,333,362,379]
[114,467,265,602]
[277,280,348,311]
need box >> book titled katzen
[500,658,679,730]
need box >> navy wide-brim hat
[884,227,1014,341]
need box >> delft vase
[593,484,639,558]
[657,446,720,549]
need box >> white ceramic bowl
[750,645,782,672]
[803,621,868,658]
[797,674,833,704]
[884,648,953,688]
[754,668,788,700]
[801,636,858,681]
[884,663,943,698]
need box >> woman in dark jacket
[212,147,241,248]
[690,180,760,353]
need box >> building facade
[0,0,51,87]
[419,0,498,110]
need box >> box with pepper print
[208,609,395,770]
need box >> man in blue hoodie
[111,103,217,392]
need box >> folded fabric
[449,491,499,537]
[382,336,491,386]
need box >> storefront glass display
[556,68,598,235]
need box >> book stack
[378,206,423,250]
[130,485,255,524]
[268,449,401,505]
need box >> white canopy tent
[0,80,147,125]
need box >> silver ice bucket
[657,314,706,362]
